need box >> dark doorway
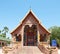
[23,25,37,46]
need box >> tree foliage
[0,30,1,33]
[0,26,9,37]
[0,26,10,45]
[49,26,60,47]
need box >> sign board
[52,40,57,46]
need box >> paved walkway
[1,46,60,54]
[18,46,44,54]
[8,46,44,54]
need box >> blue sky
[0,0,60,38]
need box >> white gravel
[58,49,60,54]
[0,48,3,54]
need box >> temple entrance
[23,25,37,46]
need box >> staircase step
[17,46,44,54]
[7,46,44,54]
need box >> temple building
[3,10,58,54]
[10,10,50,46]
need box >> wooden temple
[3,10,58,54]
[10,10,50,46]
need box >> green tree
[7,37,10,39]
[2,26,9,37]
[0,30,1,34]
[0,26,10,44]
[49,26,60,48]
[0,30,2,36]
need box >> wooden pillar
[22,26,24,46]
[38,31,40,44]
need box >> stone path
[0,47,60,54]
[17,46,43,54]
[8,46,44,54]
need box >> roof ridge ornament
[30,5,31,11]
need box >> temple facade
[3,10,58,54]
[10,10,50,46]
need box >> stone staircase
[3,46,44,54]
[16,46,44,54]
[3,42,58,54]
